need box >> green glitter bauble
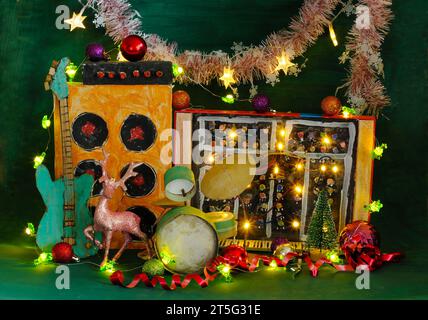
[141,258,165,276]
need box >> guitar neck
[59,98,74,181]
[58,98,76,243]
[47,59,78,246]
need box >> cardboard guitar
[36,57,101,258]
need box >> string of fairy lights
[28,2,387,274]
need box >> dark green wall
[0,1,426,250]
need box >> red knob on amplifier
[133,70,140,77]
[143,70,151,78]
[156,70,164,78]
[97,71,105,79]
[119,72,127,79]
[108,72,115,79]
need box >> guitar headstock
[44,57,71,100]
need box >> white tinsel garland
[85,0,142,43]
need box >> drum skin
[154,206,218,274]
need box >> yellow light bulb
[273,166,279,175]
[244,221,250,230]
[294,185,302,194]
[343,111,350,118]
[280,129,286,137]
[207,154,215,164]
[222,265,231,273]
[322,137,331,145]
[229,130,237,139]
[320,165,327,172]
[296,163,303,170]
[292,220,300,229]
[332,165,339,173]
[25,228,31,235]
[328,22,338,47]
[270,260,278,268]
[277,142,284,151]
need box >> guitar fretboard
[59,98,76,243]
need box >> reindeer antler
[115,162,139,191]
[99,149,111,184]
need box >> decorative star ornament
[219,67,236,89]
[275,52,295,75]
[65,12,87,31]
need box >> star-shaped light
[275,52,295,74]
[219,67,236,89]
[65,12,87,31]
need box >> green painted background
[0,0,426,255]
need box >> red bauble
[172,90,191,109]
[339,221,380,248]
[52,242,74,263]
[339,221,381,269]
[120,35,147,62]
[321,96,342,116]
[221,245,248,267]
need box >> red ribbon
[110,270,212,290]
[110,249,402,289]
[341,242,402,271]
[214,253,355,277]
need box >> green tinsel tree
[306,189,338,250]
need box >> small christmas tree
[306,189,338,250]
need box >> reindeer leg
[112,233,131,262]
[84,225,95,242]
[132,230,152,259]
[84,226,103,249]
[101,230,112,267]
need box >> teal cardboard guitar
[36,58,101,258]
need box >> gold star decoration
[64,12,87,31]
[275,52,295,75]
[219,67,236,89]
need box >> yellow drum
[205,211,237,241]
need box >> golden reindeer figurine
[84,151,152,267]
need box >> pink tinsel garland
[344,0,393,115]
[86,0,392,116]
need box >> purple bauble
[270,237,289,252]
[252,94,271,112]
[86,43,106,62]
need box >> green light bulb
[41,115,51,129]
[33,152,46,169]
[221,94,235,104]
